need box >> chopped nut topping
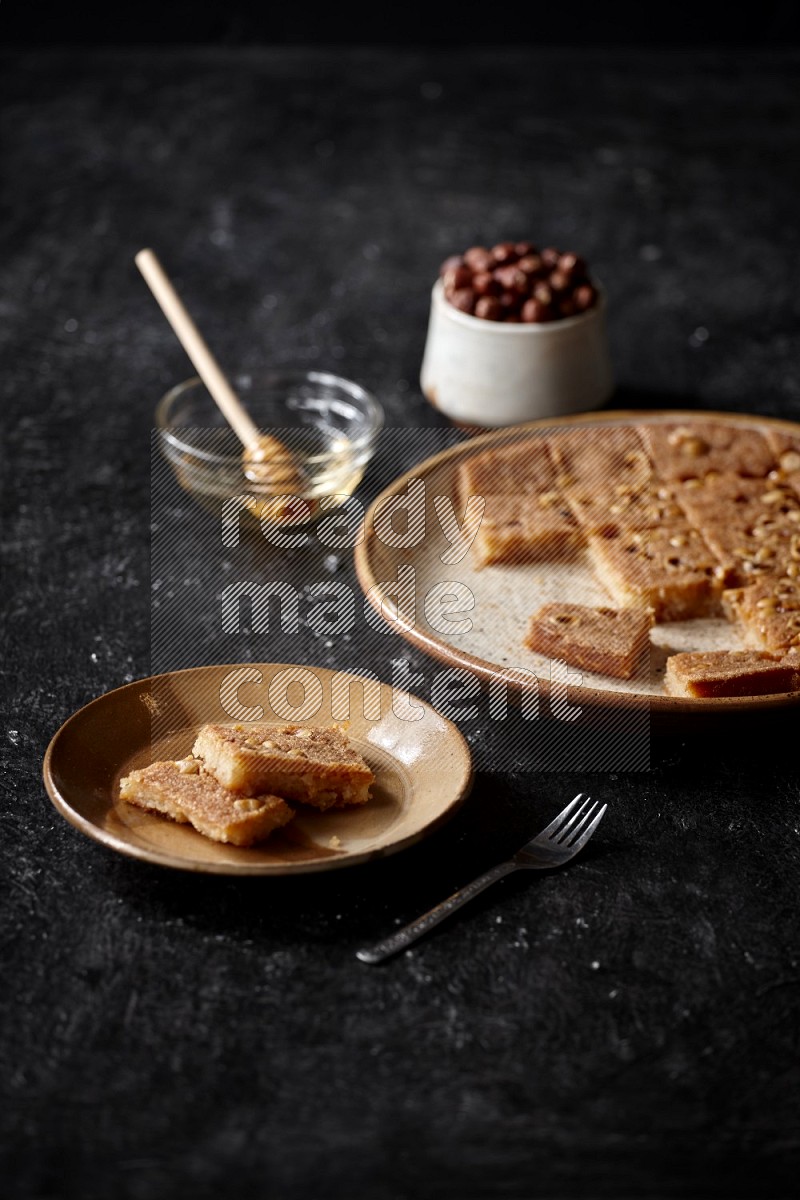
[668,428,709,457]
[537,491,560,507]
[780,450,800,472]
[233,797,264,813]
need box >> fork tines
[553,794,606,849]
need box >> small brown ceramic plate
[43,663,473,875]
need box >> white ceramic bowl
[420,278,614,427]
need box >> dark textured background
[4,2,800,47]
[2,48,800,1200]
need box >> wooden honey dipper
[135,249,301,497]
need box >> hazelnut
[548,269,571,294]
[517,254,544,276]
[532,281,553,306]
[463,246,493,272]
[439,255,464,278]
[449,287,476,314]
[572,285,596,311]
[443,264,473,292]
[472,271,501,296]
[498,290,522,315]
[493,265,528,293]
[521,298,554,323]
[558,252,588,279]
[490,241,518,265]
[475,295,503,321]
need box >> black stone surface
[2,48,800,1200]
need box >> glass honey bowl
[156,369,384,523]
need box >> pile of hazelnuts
[439,241,598,323]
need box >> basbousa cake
[525,603,652,680]
[119,758,294,846]
[193,724,374,810]
[664,650,800,698]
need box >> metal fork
[356,792,606,964]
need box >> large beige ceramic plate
[43,664,473,874]
[355,409,800,715]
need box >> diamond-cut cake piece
[586,522,728,621]
[119,758,294,846]
[674,473,800,584]
[639,421,775,481]
[470,492,582,568]
[193,724,374,810]
[722,577,800,653]
[664,650,800,698]
[525,603,652,680]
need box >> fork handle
[355,861,518,964]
